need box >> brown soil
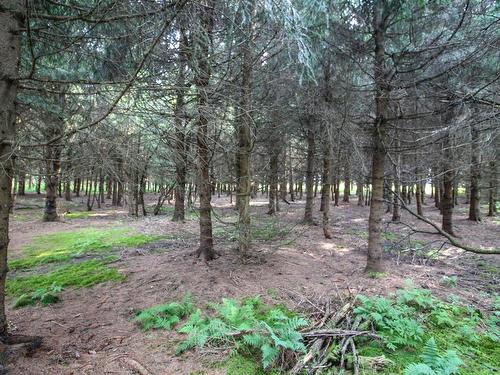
[6,194,499,374]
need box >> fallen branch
[302,329,380,340]
[390,189,500,254]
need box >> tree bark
[356,180,364,206]
[442,133,455,236]
[236,1,255,256]
[193,0,216,260]
[366,0,388,273]
[172,27,188,222]
[488,135,498,216]
[321,129,332,239]
[0,0,22,337]
[304,118,316,223]
[468,122,481,221]
[43,119,64,221]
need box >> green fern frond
[403,363,435,375]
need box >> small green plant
[396,282,435,311]
[367,271,387,279]
[135,294,195,331]
[177,297,308,368]
[354,294,424,350]
[7,258,124,296]
[137,296,308,369]
[403,337,462,375]
[12,282,63,309]
[440,276,458,288]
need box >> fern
[176,296,307,368]
[135,294,194,331]
[404,337,462,375]
[354,295,424,349]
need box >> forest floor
[6,193,499,374]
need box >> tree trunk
[488,158,497,217]
[0,3,22,336]
[442,133,455,236]
[288,143,295,202]
[416,178,423,216]
[343,166,350,203]
[392,143,401,221]
[17,172,25,196]
[321,129,332,239]
[468,123,481,222]
[43,130,63,221]
[194,0,216,260]
[357,180,364,206]
[304,118,316,223]
[366,0,388,273]
[64,181,71,201]
[236,2,255,256]
[172,27,188,222]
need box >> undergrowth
[136,296,307,370]
[9,227,161,270]
[135,285,499,374]
[12,282,62,309]
[214,219,290,244]
[354,281,499,374]
[7,258,125,297]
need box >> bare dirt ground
[7,193,500,374]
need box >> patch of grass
[154,205,198,220]
[9,228,162,270]
[381,231,397,241]
[7,258,125,297]
[368,271,387,279]
[223,354,279,375]
[215,219,289,243]
[12,282,62,309]
[64,211,93,219]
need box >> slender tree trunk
[343,164,350,203]
[468,123,481,221]
[334,178,340,206]
[366,0,388,273]
[442,133,455,235]
[488,158,497,217]
[236,2,255,256]
[288,143,295,201]
[304,118,316,223]
[392,142,401,221]
[194,0,216,260]
[172,27,188,222]
[17,172,25,196]
[0,2,22,336]
[357,180,364,206]
[64,181,71,201]
[416,177,423,216]
[488,135,498,216]
[43,131,63,221]
[321,128,332,239]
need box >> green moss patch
[7,258,125,297]
[9,227,162,270]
